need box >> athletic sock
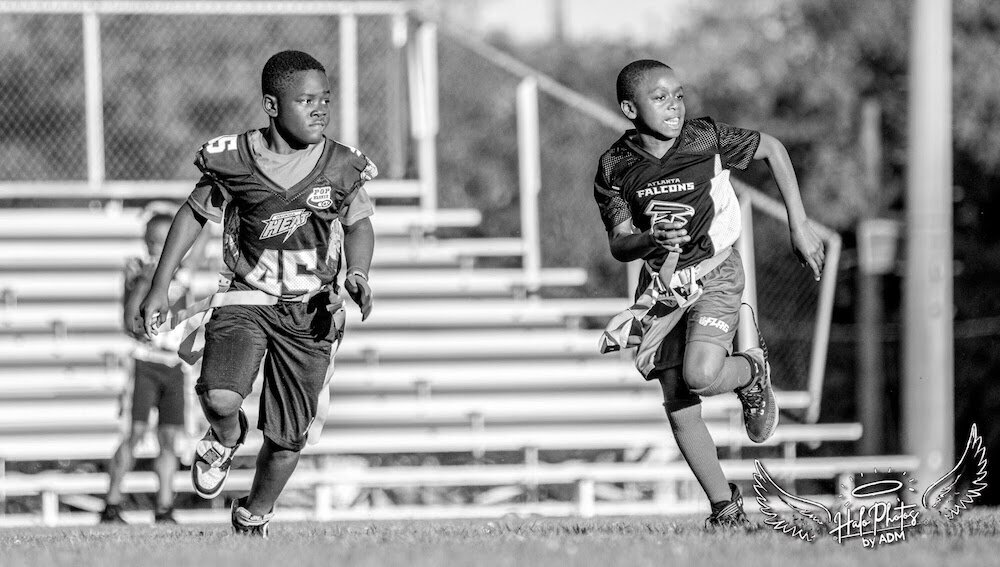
[666,403,731,504]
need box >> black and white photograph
[0,0,996,565]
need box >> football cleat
[99,503,128,524]
[231,496,273,538]
[734,347,778,443]
[705,483,752,529]
[191,408,248,499]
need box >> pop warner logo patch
[260,209,311,242]
[754,424,988,548]
[307,186,334,210]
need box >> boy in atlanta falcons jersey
[594,60,825,528]
[140,51,376,537]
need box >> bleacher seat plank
[0,297,624,335]
[0,268,587,301]
[0,178,421,205]
[0,419,855,463]
[0,204,479,239]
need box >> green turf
[1,512,999,567]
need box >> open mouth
[664,117,681,128]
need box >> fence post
[83,9,105,191]
[408,22,439,225]
[735,193,758,352]
[516,77,542,296]
[338,13,359,148]
[805,233,840,423]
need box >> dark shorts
[643,249,746,411]
[196,293,339,451]
[131,359,186,426]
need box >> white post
[41,490,59,526]
[338,13,359,149]
[576,478,596,518]
[805,234,841,423]
[735,193,758,352]
[83,9,104,191]
[904,0,953,485]
[409,22,439,224]
[517,77,542,296]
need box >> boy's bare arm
[140,202,207,337]
[343,217,374,320]
[608,220,691,262]
[753,132,826,280]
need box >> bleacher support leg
[315,484,334,521]
[42,491,59,527]
[576,479,596,518]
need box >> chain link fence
[0,5,408,183]
[0,14,87,180]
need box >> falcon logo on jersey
[260,209,311,242]
[306,186,334,210]
[645,201,695,227]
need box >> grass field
[2,511,999,567]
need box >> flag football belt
[598,247,732,354]
[161,286,343,366]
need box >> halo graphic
[851,479,904,498]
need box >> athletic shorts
[196,292,340,451]
[640,249,746,411]
[131,359,186,426]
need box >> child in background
[101,210,192,524]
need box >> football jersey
[188,130,378,299]
[594,117,760,273]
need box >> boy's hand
[650,221,690,253]
[139,287,170,339]
[345,271,373,321]
[790,220,826,281]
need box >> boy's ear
[620,100,637,120]
[262,94,279,118]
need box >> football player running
[594,60,824,528]
[140,50,375,537]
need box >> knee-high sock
[667,403,731,504]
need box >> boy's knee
[684,363,722,396]
[201,389,243,419]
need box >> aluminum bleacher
[0,197,869,525]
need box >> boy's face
[621,67,685,140]
[266,69,331,149]
[144,220,170,260]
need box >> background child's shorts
[131,359,186,426]
[196,293,339,451]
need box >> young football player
[594,60,825,527]
[101,211,190,525]
[140,50,376,537]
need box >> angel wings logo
[753,424,988,548]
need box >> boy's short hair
[262,50,326,97]
[616,59,673,103]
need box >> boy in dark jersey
[140,51,376,537]
[101,211,189,525]
[594,60,825,527]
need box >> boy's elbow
[754,132,786,161]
